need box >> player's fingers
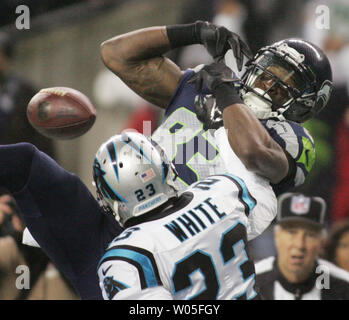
[0,194,12,204]
[188,73,203,91]
[228,37,242,72]
[0,203,12,225]
[0,202,12,215]
[240,39,253,60]
[201,69,215,90]
[197,75,204,92]
[12,215,24,233]
[193,72,204,92]
[215,30,226,57]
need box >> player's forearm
[100,27,184,108]
[223,104,289,183]
[100,27,171,68]
[100,23,203,68]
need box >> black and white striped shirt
[255,256,349,300]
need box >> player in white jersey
[96,132,260,300]
[101,22,333,241]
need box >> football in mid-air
[27,87,97,140]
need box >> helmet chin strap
[242,88,286,121]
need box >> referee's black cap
[277,193,326,230]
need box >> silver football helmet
[93,131,178,226]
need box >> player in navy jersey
[0,21,332,299]
[101,22,332,197]
[102,21,333,237]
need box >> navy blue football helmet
[240,38,333,123]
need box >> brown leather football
[27,87,97,140]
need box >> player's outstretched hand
[195,21,253,71]
[189,62,239,92]
[190,62,243,124]
[190,62,239,130]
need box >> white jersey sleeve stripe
[217,174,257,216]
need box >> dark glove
[194,94,223,130]
[189,62,243,127]
[189,62,240,93]
[195,21,253,71]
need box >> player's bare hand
[195,21,253,71]
[0,195,14,225]
[0,194,24,233]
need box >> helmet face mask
[93,132,178,226]
[240,39,333,123]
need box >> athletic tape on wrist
[166,23,200,48]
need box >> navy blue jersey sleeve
[0,143,123,299]
[165,68,210,118]
[0,143,34,192]
[260,119,315,196]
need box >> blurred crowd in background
[0,0,348,299]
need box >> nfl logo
[290,195,310,215]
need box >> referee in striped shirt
[255,193,349,300]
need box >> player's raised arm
[0,143,122,299]
[100,22,252,108]
[100,27,181,108]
